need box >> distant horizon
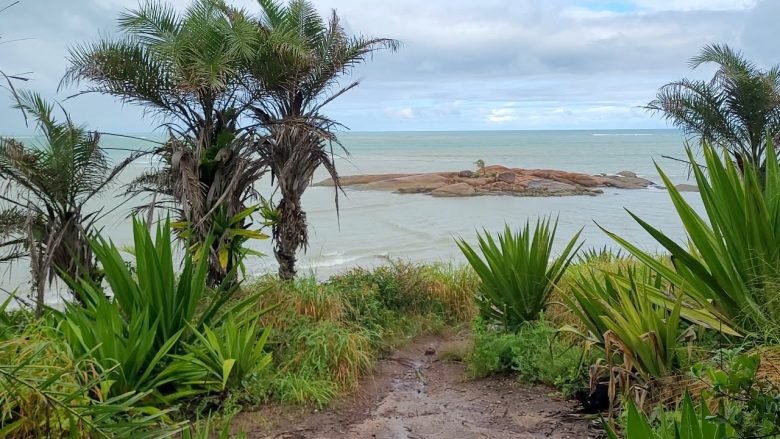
[0,127,684,138]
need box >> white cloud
[486,105,518,123]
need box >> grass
[241,260,479,407]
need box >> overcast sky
[0,0,777,133]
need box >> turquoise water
[1,129,701,298]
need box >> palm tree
[62,0,268,284]
[0,91,132,314]
[248,0,398,279]
[647,44,780,173]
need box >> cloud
[0,0,772,132]
[486,105,518,123]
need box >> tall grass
[457,218,582,330]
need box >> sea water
[0,129,702,298]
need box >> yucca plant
[605,141,780,336]
[457,218,582,331]
[174,316,273,392]
[606,393,731,439]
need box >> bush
[61,218,261,401]
[466,319,587,395]
[0,322,175,438]
[605,142,780,337]
[457,218,581,330]
[174,316,273,393]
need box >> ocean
[1,129,702,298]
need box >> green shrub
[563,269,732,382]
[457,218,581,330]
[61,218,257,401]
[605,141,780,337]
[0,323,176,438]
[175,316,273,393]
[692,351,780,438]
[466,319,586,395]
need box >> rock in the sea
[675,183,699,192]
[602,174,653,189]
[496,172,516,183]
[430,182,477,197]
[314,165,651,198]
[366,174,449,192]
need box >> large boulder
[430,182,477,197]
[457,170,474,178]
[602,174,653,189]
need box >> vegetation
[251,0,399,279]
[647,44,780,173]
[4,1,780,436]
[606,142,780,337]
[457,218,581,330]
[63,0,269,284]
[0,92,132,313]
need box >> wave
[305,254,363,269]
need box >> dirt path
[237,334,598,439]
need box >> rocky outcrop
[315,165,655,198]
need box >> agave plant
[647,44,780,173]
[0,91,133,313]
[457,218,582,331]
[0,324,178,438]
[605,141,780,336]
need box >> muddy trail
[237,334,600,439]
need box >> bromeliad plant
[174,315,273,393]
[604,141,780,337]
[61,217,258,400]
[457,218,582,331]
[563,268,736,407]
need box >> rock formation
[314,165,655,198]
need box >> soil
[236,333,600,439]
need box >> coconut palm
[248,0,398,279]
[647,44,780,173]
[0,91,131,314]
[62,0,268,284]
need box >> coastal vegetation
[1,0,780,437]
[647,44,780,173]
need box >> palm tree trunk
[274,194,306,280]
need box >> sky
[0,0,777,133]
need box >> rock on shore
[314,165,655,197]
